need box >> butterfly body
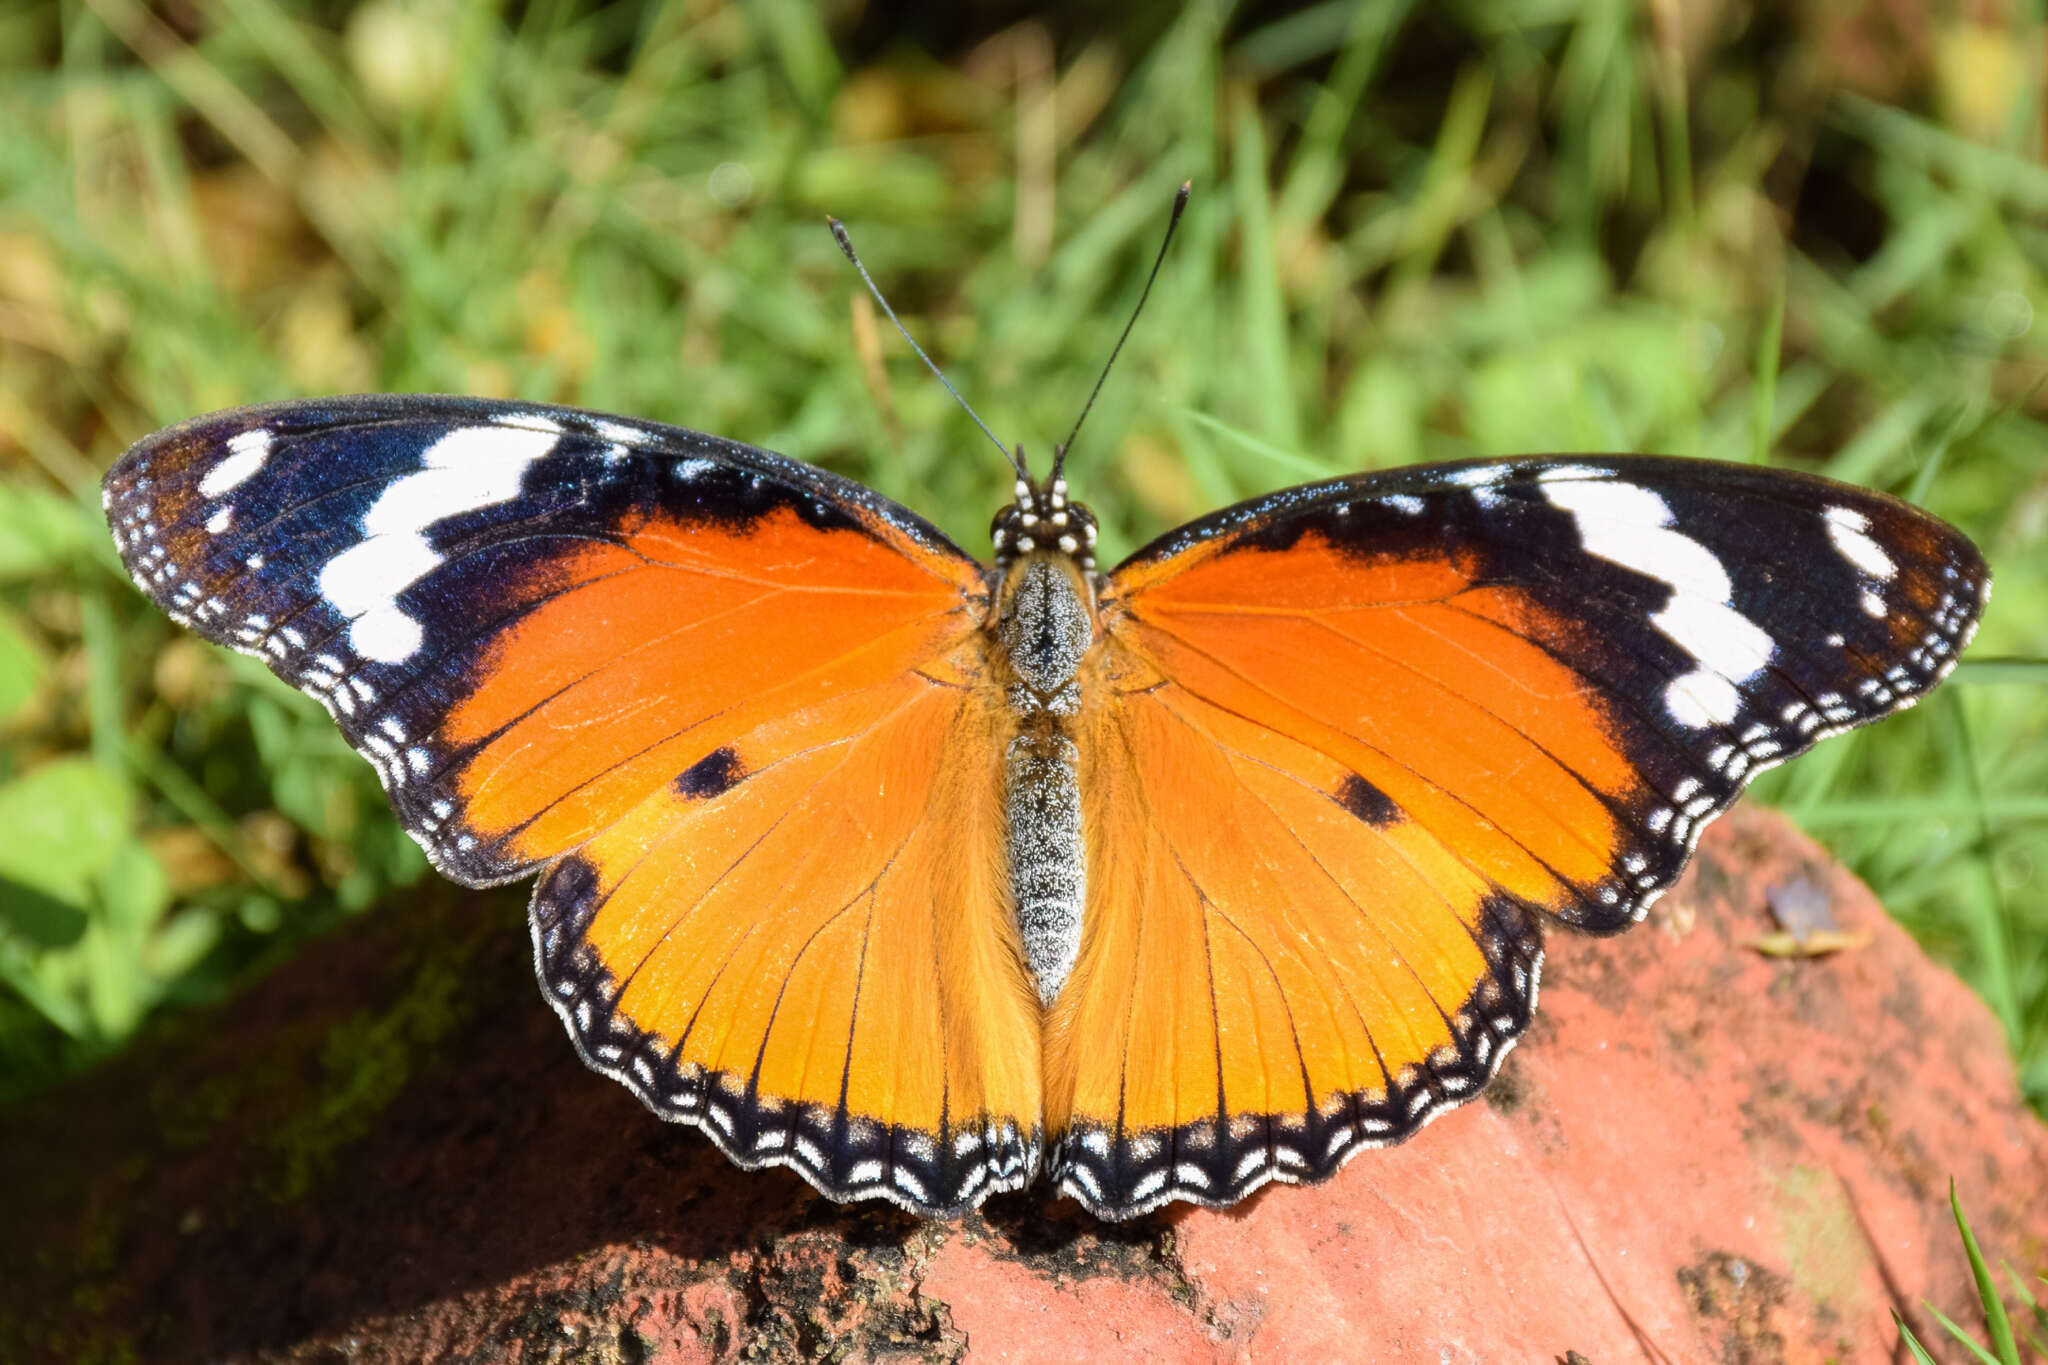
[104,394,1987,1220]
[988,480,1102,1003]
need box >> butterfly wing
[104,395,1042,1213]
[1046,456,1988,1218]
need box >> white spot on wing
[1658,600,1774,688]
[1445,465,1509,487]
[318,424,558,663]
[1542,476,1773,731]
[1824,505,1897,580]
[494,411,563,434]
[1533,463,1612,483]
[320,536,437,661]
[197,429,273,498]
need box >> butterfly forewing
[105,397,962,876]
[103,394,1045,1213]
[1042,456,1986,1217]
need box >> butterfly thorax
[993,531,1098,1007]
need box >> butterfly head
[991,445,1099,572]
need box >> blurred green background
[0,0,2043,1112]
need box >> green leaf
[1954,658,2048,686]
[0,874,89,948]
[0,758,133,906]
[145,907,221,980]
[0,608,48,722]
[0,481,96,581]
[96,840,170,936]
[0,943,89,1039]
[83,918,146,1039]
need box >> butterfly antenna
[828,216,1026,481]
[1051,179,1192,483]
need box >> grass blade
[1894,1313,1942,1365]
[1752,275,1784,465]
[1950,1182,2021,1364]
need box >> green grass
[0,1,2043,1125]
[1898,1184,2047,1362]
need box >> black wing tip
[127,393,982,565]
[1108,453,1990,576]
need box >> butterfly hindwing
[1044,679,1547,1216]
[103,394,1044,1212]
[1044,456,1987,1217]
[532,655,1044,1214]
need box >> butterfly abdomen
[1006,733,1084,1005]
[996,555,1097,1005]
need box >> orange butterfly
[102,207,1986,1220]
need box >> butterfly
[100,239,1987,1222]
